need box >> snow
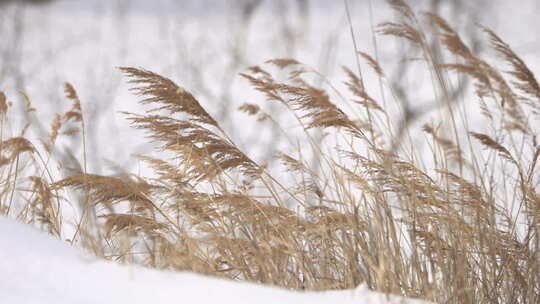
[0,216,429,304]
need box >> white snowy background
[1,0,537,173]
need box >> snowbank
[0,216,429,304]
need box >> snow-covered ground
[0,216,429,304]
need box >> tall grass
[1,0,539,302]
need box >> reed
[1,1,538,302]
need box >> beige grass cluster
[1,1,539,303]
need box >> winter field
[0,216,429,303]
[0,0,539,303]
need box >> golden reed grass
[1,1,539,302]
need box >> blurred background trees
[0,0,536,176]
